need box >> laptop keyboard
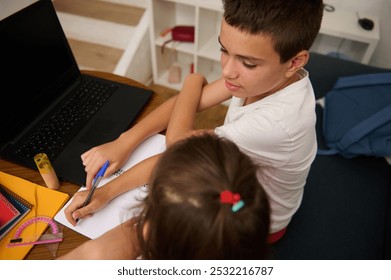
[16,78,118,160]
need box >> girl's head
[137,134,270,259]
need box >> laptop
[0,0,153,186]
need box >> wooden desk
[0,70,166,259]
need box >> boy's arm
[75,77,231,221]
[125,76,228,143]
[83,77,230,189]
[166,73,207,144]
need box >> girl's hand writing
[64,186,110,226]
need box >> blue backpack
[317,72,391,158]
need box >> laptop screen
[0,0,80,146]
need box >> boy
[65,0,323,243]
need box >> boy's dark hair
[137,134,270,259]
[223,0,324,63]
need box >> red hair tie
[220,190,245,212]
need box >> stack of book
[0,184,33,240]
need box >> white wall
[325,0,391,68]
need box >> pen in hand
[75,160,109,224]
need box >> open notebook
[54,134,166,239]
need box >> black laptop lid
[0,0,80,147]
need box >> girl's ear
[286,50,309,78]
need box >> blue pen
[75,160,109,223]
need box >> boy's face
[219,19,296,100]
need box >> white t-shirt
[215,69,317,233]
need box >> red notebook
[0,184,33,241]
[0,193,20,231]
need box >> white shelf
[312,8,380,64]
[197,36,220,60]
[149,1,381,90]
[155,34,195,55]
[149,0,223,90]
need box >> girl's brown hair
[136,134,270,259]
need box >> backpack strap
[333,72,391,90]
[317,104,391,156]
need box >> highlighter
[34,153,60,190]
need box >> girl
[58,134,270,259]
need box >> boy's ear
[286,50,309,77]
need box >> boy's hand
[184,73,208,87]
[81,137,131,189]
